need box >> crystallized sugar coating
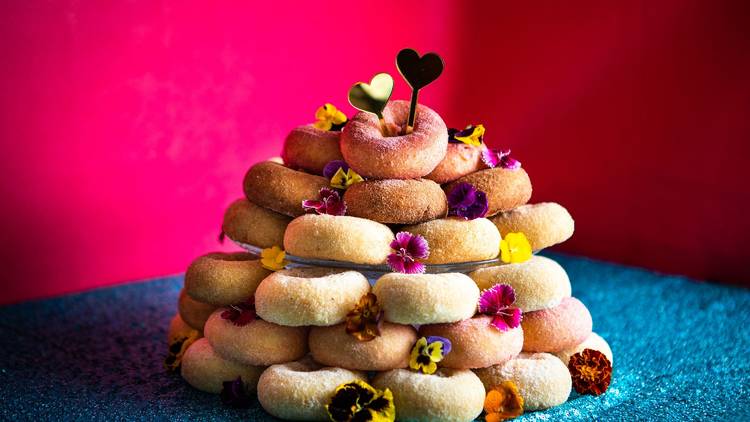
[425,143,485,184]
[255,268,370,326]
[282,125,343,175]
[372,368,486,422]
[402,217,500,264]
[474,352,572,411]
[257,357,366,421]
[221,198,291,248]
[491,202,574,251]
[284,214,394,264]
[184,252,271,306]
[373,273,479,325]
[445,167,532,217]
[555,332,614,366]
[522,297,593,353]
[341,100,448,179]
[343,178,448,224]
[469,255,572,312]
[178,289,217,332]
[181,338,265,394]
[243,161,329,217]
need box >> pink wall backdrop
[1,1,749,304]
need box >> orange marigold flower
[568,348,612,396]
[345,293,383,342]
[484,380,524,422]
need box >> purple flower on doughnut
[323,160,349,180]
[302,188,347,216]
[387,232,430,274]
[478,284,523,332]
[481,148,521,170]
[425,336,452,356]
[447,182,489,220]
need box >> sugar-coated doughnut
[309,322,417,371]
[282,125,344,175]
[243,161,329,217]
[255,268,370,327]
[474,352,572,411]
[222,198,291,248]
[373,273,479,325]
[167,313,200,343]
[469,255,571,312]
[181,338,264,394]
[257,357,367,421]
[343,179,448,224]
[204,309,308,366]
[341,100,448,179]
[372,369,485,422]
[178,289,217,331]
[491,202,574,250]
[522,297,592,353]
[184,252,271,306]
[445,168,532,217]
[555,332,613,366]
[419,316,523,369]
[425,143,485,184]
[284,214,394,264]
[402,217,500,264]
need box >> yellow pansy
[453,124,485,146]
[500,232,532,264]
[313,103,347,131]
[409,336,451,375]
[260,246,288,271]
[330,167,364,190]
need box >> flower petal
[323,160,349,179]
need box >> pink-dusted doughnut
[281,125,344,175]
[419,316,523,369]
[341,100,448,179]
[425,143,485,184]
[521,297,593,353]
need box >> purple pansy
[323,160,350,180]
[481,148,521,170]
[220,376,252,408]
[221,298,256,327]
[387,232,430,274]
[447,182,489,220]
[478,284,523,331]
[425,336,452,356]
[302,188,347,216]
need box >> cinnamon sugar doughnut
[474,352,572,411]
[222,198,291,248]
[402,217,500,264]
[491,202,574,251]
[373,273,479,325]
[167,313,199,343]
[184,252,271,306]
[522,297,592,353]
[469,255,571,312]
[341,100,448,179]
[372,369,485,422]
[282,125,344,175]
[204,309,308,366]
[309,322,417,371]
[284,214,394,264]
[257,357,366,421]
[555,332,613,365]
[255,268,370,326]
[445,167,532,216]
[178,289,217,331]
[243,161,329,217]
[419,316,523,369]
[343,179,448,224]
[425,143,485,184]
[181,338,264,394]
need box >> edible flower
[478,284,522,332]
[330,167,364,190]
[446,182,489,220]
[221,298,257,327]
[409,336,452,375]
[314,103,348,131]
[164,329,200,371]
[449,124,485,146]
[345,293,383,342]
[302,187,347,216]
[260,246,288,271]
[484,381,524,422]
[323,160,350,180]
[386,231,430,274]
[499,232,532,264]
[220,376,253,408]
[326,380,395,422]
[481,148,521,170]
[568,348,612,396]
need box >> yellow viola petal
[503,232,532,264]
[313,120,332,131]
[330,167,348,189]
[500,239,511,263]
[260,246,287,271]
[345,169,364,187]
[422,360,438,375]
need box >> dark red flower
[302,188,347,216]
[221,298,256,327]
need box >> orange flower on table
[568,348,612,396]
[484,380,524,422]
[345,293,383,342]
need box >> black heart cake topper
[347,72,394,121]
[396,48,445,132]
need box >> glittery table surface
[1,252,749,421]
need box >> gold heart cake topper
[347,72,394,120]
[396,48,445,133]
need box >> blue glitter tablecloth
[1,252,749,421]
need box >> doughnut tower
[166,50,614,421]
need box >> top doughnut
[341,100,448,179]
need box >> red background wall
[1,1,748,304]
